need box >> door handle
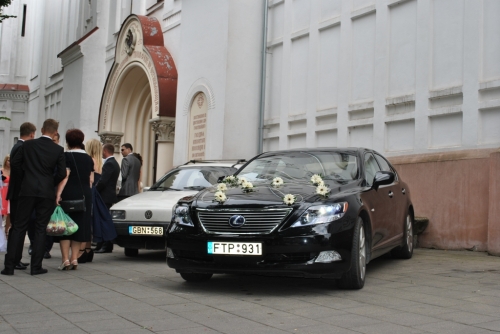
[388,191,394,198]
[402,188,406,195]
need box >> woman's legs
[60,240,71,262]
[5,214,10,237]
[70,241,81,263]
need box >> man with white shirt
[117,143,141,202]
[94,144,120,253]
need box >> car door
[360,153,391,249]
[374,153,405,241]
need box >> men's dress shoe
[31,268,48,275]
[94,248,112,254]
[14,263,27,270]
[28,245,32,255]
[1,269,14,276]
[20,261,29,266]
[43,252,51,259]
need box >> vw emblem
[228,215,246,228]
[145,210,153,219]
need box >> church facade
[0,0,499,254]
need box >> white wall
[263,0,500,157]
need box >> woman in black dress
[56,129,94,270]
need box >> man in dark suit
[6,122,36,270]
[2,119,66,276]
[117,143,141,202]
[94,143,120,253]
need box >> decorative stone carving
[150,117,175,142]
[98,131,124,152]
[125,29,136,55]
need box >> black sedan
[166,148,414,289]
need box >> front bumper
[113,221,169,250]
[166,223,355,279]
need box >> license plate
[207,242,262,255]
[129,226,163,236]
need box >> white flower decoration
[311,174,323,185]
[214,191,227,203]
[316,184,330,197]
[237,177,247,185]
[217,183,228,192]
[272,177,284,187]
[224,175,236,183]
[283,194,296,205]
[241,180,254,190]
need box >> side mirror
[372,171,395,191]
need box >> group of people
[0,119,143,275]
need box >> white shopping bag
[0,222,6,252]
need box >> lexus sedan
[166,148,414,289]
[110,161,242,257]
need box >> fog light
[166,247,175,259]
[315,251,342,263]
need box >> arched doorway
[98,15,177,187]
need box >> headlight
[111,210,126,220]
[291,203,348,228]
[172,204,194,227]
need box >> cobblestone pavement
[1,246,500,334]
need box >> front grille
[197,208,292,234]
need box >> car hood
[111,190,199,222]
[193,180,361,209]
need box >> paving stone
[1,246,500,333]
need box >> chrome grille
[197,208,292,234]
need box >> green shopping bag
[46,206,79,236]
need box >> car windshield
[150,166,237,191]
[237,151,358,183]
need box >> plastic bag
[0,220,6,252]
[46,206,79,236]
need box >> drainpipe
[258,0,269,154]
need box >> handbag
[60,152,86,213]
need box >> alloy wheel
[359,225,366,281]
[406,215,413,253]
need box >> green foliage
[0,0,17,23]
[0,117,11,121]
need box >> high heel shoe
[78,249,88,263]
[58,260,71,271]
[70,260,78,270]
[85,248,94,263]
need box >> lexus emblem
[145,210,153,219]
[228,215,246,228]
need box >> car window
[374,154,398,181]
[237,151,358,182]
[364,153,381,187]
[150,167,237,191]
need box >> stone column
[150,117,175,178]
[98,131,124,161]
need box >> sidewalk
[1,246,500,333]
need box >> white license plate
[207,242,262,255]
[129,226,163,236]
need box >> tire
[391,213,414,259]
[124,248,139,257]
[180,272,213,282]
[337,217,366,290]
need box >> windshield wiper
[183,186,206,190]
[150,187,181,191]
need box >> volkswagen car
[110,160,243,257]
[166,148,414,289]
